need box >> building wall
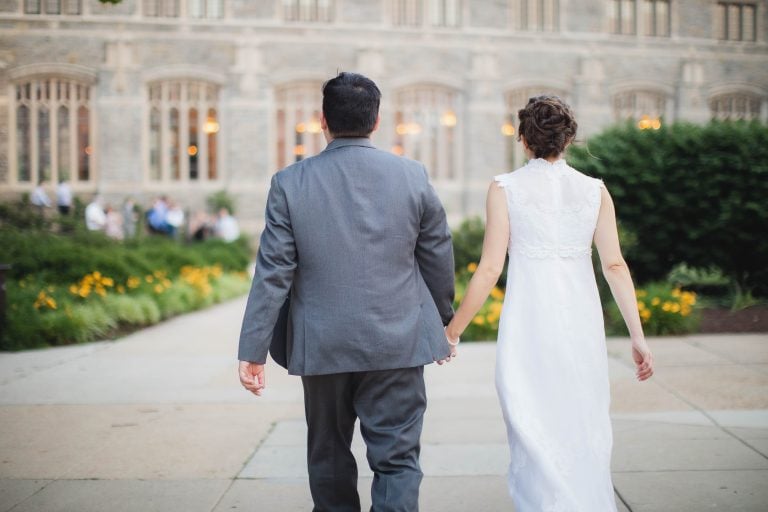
[1,0,767,232]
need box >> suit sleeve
[238,174,297,363]
[415,166,455,325]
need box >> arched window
[392,0,461,27]
[24,0,81,15]
[392,0,422,25]
[143,0,180,17]
[275,82,324,170]
[147,80,220,182]
[188,0,223,18]
[613,89,668,128]
[710,92,763,120]
[283,0,333,22]
[510,0,559,31]
[504,87,568,170]
[12,77,93,184]
[392,85,461,181]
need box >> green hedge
[568,121,768,297]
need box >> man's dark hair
[322,72,381,137]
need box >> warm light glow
[293,144,306,156]
[638,115,662,130]
[501,122,515,137]
[391,145,404,156]
[187,145,198,156]
[84,146,93,155]
[295,122,306,134]
[396,122,422,136]
[307,119,322,134]
[203,117,220,134]
[441,110,457,127]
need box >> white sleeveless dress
[494,158,617,512]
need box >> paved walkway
[0,297,766,511]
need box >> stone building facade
[1,0,766,232]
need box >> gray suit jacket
[238,137,455,376]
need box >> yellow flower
[681,291,697,306]
[651,297,661,306]
[670,303,681,313]
[162,279,172,288]
[637,301,646,311]
[101,277,114,287]
[154,284,164,294]
[117,285,126,294]
[671,288,681,298]
[69,284,78,294]
[127,277,141,289]
[640,309,652,322]
[661,302,673,312]
[681,304,692,317]
[93,271,102,280]
[490,287,505,301]
[472,315,486,325]
[95,287,107,297]
[467,263,478,273]
[145,275,154,283]
[636,290,647,298]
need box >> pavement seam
[684,338,768,376]
[207,421,281,511]
[612,352,768,462]
[613,486,634,512]
[4,479,56,512]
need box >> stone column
[676,59,709,124]
[573,55,612,136]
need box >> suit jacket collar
[323,137,375,152]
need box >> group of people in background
[29,180,240,243]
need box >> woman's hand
[631,338,654,381]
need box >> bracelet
[445,328,460,346]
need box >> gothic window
[511,0,559,31]
[392,0,422,26]
[283,0,333,22]
[143,0,180,17]
[429,0,461,27]
[609,0,637,34]
[12,77,92,184]
[643,0,670,36]
[392,85,461,181]
[613,90,668,128]
[716,2,757,41]
[710,93,762,120]
[189,0,224,18]
[275,83,324,170]
[504,87,568,170]
[24,0,81,14]
[147,80,220,182]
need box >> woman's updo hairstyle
[517,95,578,159]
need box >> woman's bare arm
[593,185,654,381]
[445,181,510,347]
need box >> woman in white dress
[444,96,654,511]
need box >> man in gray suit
[238,72,455,511]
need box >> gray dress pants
[301,366,427,512]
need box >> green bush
[568,120,768,297]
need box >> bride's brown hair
[517,95,578,159]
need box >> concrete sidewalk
[0,296,766,511]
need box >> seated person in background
[31,179,52,211]
[214,207,240,243]
[147,196,172,235]
[104,205,124,240]
[85,197,106,231]
[189,210,213,242]
[166,200,185,237]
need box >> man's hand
[239,361,266,396]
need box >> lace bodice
[494,158,604,260]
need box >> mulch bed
[698,306,768,333]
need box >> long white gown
[494,158,617,512]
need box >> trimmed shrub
[568,120,768,297]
